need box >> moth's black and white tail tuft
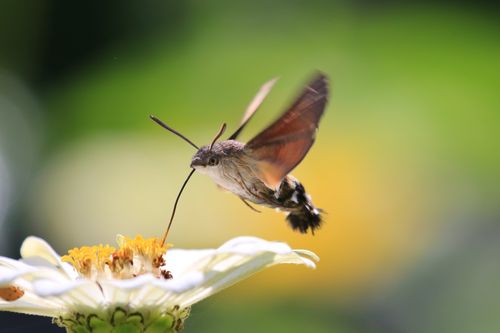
[286,204,322,234]
[283,180,323,234]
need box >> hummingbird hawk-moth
[152,73,329,241]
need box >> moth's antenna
[150,115,199,150]
[161,168,196,246]
[209,123,227,150]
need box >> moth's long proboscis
[161,168,196,246]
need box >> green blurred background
[1,1,499,332]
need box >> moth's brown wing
[228,78,278,140]
[245,73,328,189]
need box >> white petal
[178,239,317,306]
[20,236,78,279]
[216,236,294,255]
[20,237,60,264]
[0,258,36,286]
[293,249,320,263]
[0,299,61,317]
[99,274,154,306]
[0,258,75,287]
[99,275,189,310]
[9,267,75,286]
[0,257,38,272]
[164,250,214,281]
[99,275,175,311]
[32,279,103,308]
[155,237,318,307]
[1,286,64,307]
[0,269,33,286]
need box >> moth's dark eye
[208,157,219,166]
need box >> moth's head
[190,140,244,172]
[190,145,223,170]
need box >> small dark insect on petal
[161,270,173,280]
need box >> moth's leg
[234,170,260,197]
[239,197,262,213]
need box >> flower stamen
[62,244,115,279]
[61,235,172,280]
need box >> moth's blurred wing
[228,78,278,140]
[245,73,328,189]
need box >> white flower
[0,235,318,332]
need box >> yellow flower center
[62,235,172,280]
[62,244,115,277]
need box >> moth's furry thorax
[190,140,259,199]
